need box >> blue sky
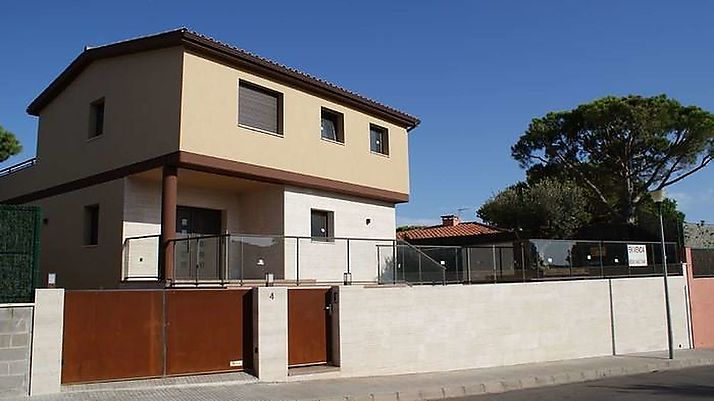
[1,1,713,225]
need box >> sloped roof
[397,221,505,241]
[26,28,421,130]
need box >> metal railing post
[465,247,471,284]
[216,235,221,284]
[599,241,605,278]
[376,244,381,284]
[195,238,200,286]
[347,238,351,275]
[123,239,129,281]
[521,242,526,282]
[224,235,230,284]
[392,240,397,284]
[492,245,497,284]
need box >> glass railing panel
[295,237,348,283]
[173,237,195,282]
[349,239,390,283]
[228,235,285,281]
[495,246,521,282]
[417,246,461,283]
[196,236,222,282]
[650,242,682,276]
[569,241,603,278]
[528,239,575,279]
[376,242,398,284]
[465,247,496,283]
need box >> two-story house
[0,28,419,290]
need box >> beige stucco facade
[31,178,125,290]
[0,47,184,202]
[179,51,410,196]
[0,45,411,203]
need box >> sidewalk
[10,349,714,401]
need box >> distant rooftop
[397,215,506,241]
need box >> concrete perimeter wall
[338,277,690,377]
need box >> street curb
[304,357,714,401]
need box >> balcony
[123,234,444,286]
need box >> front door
[175,206,223,281]
[176,206,222,236]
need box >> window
[238,81,283,135]
[84,204,99,245]
[321,108,344,143]
[370,124,389,155]
[310,209,333,241]
[89,98,105,138]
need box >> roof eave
[26,29,186,116]
[26,29,421,130]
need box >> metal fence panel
[0,205,40,303]
[692,249,714,278]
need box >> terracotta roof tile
[397,222,505,240]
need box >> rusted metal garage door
[288,288,332,367]
[62,290,164,383]
[62,289,252,384]
[166,289,252,375]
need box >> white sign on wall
[627,244,648,267]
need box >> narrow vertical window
[370,124,389,155]
[84,204,99,245]
[89,98,105,138]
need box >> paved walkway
[7,349,714,401]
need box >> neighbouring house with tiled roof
[398,214,513,246]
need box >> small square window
[321,108,344,143]
[370,124,389,155]
[84,204,99,245]
[310,209,334,241]
[89,99,105,138]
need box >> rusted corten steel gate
[62,289,253,384]
[288,288,333,367]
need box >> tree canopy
[477,178,591,239]
[0,125,21,162]
[511,95,714,224]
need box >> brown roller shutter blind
[239,81,282,134]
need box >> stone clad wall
[0,305,33,397]
[337,277,690,377]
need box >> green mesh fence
[0,205,41,303]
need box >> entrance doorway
[176,206,222,236]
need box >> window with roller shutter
[238,81,283,135]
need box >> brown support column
[161,165,178,285]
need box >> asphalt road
[448,366,714,400]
